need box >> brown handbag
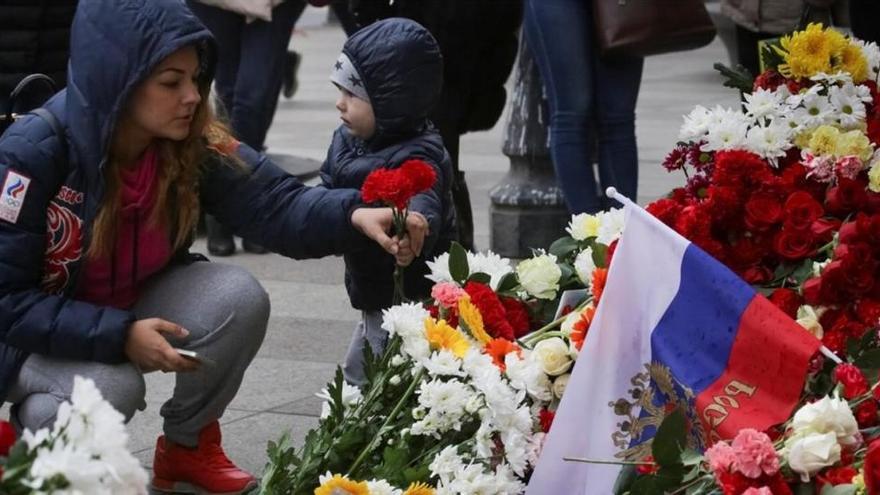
[593,0,717,57]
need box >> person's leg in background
[850,0,880,44]
[186,2,244,256]
[592,14,643,209]
[523,0,600,214]
[137,262,270,494]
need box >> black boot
[206,215,235,256]
[282,51,301,99]
[242,238,268,254]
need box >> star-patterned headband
[330,52,370,103]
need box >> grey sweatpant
[342,310,387,387]
[6,262,270,447]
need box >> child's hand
[351,208,429,260]
[401,211,428,261]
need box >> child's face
[335,88,375,140]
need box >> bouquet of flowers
[0,376,147,494]
[258,206,628,495]
[611,24,880,494]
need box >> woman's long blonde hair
[88,76,238,260]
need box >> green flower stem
[525,331,567,345]
[392,207,408,305]
[346,368,425,478]
[519,299,591,347]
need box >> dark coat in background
[0,1,78,111]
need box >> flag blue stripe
[650,243,755,394]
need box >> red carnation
[464,281,514,340]
[500,296,531,338]
[817,466,858,489]
[867,440,880,494]
[539,408,555,432]
[361,160,437,210]
[0,420,14,457]
[833,363,869,399]
[647,198,682,226]
[398,159,437,193]
[856,400,879,428]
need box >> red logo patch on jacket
[41,201,83,294]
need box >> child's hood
[341,18,443,141]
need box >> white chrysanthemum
[424,350,466,377]
[500,429,532,475]
[856,39,880,80]
[810,71,853,85]
[467,250,514,290]
[504,351,552,402]
[526,432,547,467]
[829,84,868,128]
[566,213,600,241]
[679,105,712,141]
[443,463,501,495]
[516,251,561,300]
[701,115,749,152]
[382,303,431,361]
[411,378,474,438]
[744,87,785,121]
[573,247,596,286]
[317,381,363,419]
[745,120,793,164]
[425,252,453,284]
[494,463,528,494]
[367,479,402,495]
[798,91,835,128]
[429,445,466,483]
[596,208,626,245]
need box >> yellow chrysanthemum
[807,125,840,156]
[834,129,873,161]
[457,297,491,344]
[776,23,846,79]
[314,474,369,495]
[794,129,814,150]
[835,41,869,82]
[424,318,470,358]
[403,482,435,495]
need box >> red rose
[539,408,555,432]
[0,420,14,457]
[745,194,783,231]
[856,213,880,244]
[811,218,840,244]
[826,178,868,216]
[864,440,880,494]
[833,363,869,399]
[500,296,531,338]
[730,236,770,268]
[768,288,801,319]
[856,298,880,327]
[772,229,814,260]
[822,329,847,356]
[783,191,823,230]
[741,265,773,284]
[464,281,514,340]
[802,277,823,305]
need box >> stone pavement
[119,7,741,479]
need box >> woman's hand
[124,318,199,373]
[351,207,429,264]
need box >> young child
[322,17,457,385]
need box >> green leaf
[467,272,491,286]
[448,242,469,283]
[613,464,638,495]
[496,272,519,294]
[790,259,814,285]
[592,243,609,268]
[653,464,685,490]
[651,408,686,467]
[680,449,703,467]
[713,62,753,93]
[549,236,580,260]
[856,349,880,369]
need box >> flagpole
[605,187,843,365]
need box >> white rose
[552,373,571,399]
[566,213,600,241]
[786,432,841,482]
[560,311,580,336]
[573,248,596,286]
[795,305,824,339]
[791,394,859,446]
[516,252,561,300]
[532,338,573,376]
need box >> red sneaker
[151,421,257,494]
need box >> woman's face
[124,46,202,142]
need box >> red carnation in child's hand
[360,160,437,210]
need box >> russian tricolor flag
[526,195,821,494]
